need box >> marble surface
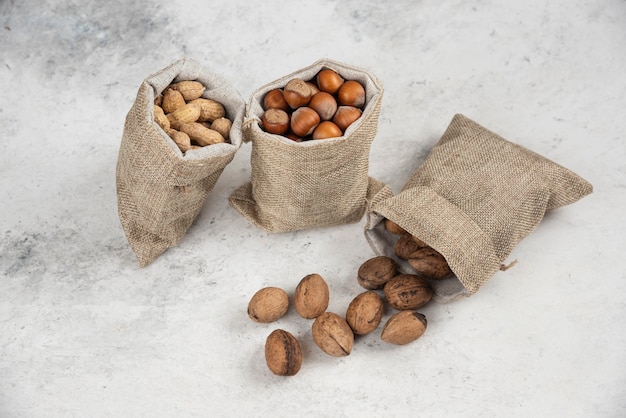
[1,0,625,416]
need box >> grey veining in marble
[1,0,625,417]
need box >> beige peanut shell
[167,103,202,124]
[189,98,226,122]
[154,105,170,131]
[179,122,225,146]
[162,88,186,114]
[210,117,232,141]
[170,80,206,101]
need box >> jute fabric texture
[229,58,384,233]
[365,114,593,302]
[116,58,245,267]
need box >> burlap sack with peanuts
[116,58,245,267]
[229,58,384,233]
[365,114,593,302]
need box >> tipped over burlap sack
[365,114,593,302]
[228,58,384,233]
[116,58,245,267]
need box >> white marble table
[1,0,625,416]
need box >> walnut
[357,256,397,290]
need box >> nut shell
[332,106,362,131]
[294,273,329,319]
[262,108,290,135]
[407,247,453,279]
[308,91,338,121]
[357,256,397,290]
[283,78,312,109]
[312,121,343,140]
[316,69,344,94]
[384,219,406,235]
[345,291,384,335]
[290,107,320,137]
[337,80,365,108]
[247,287,290,323]
[162,88,186,114]
[210,117,232,141]
[188,98,226,122]
[170,80,206,101]
[394,233,427,259]
[312,312,354,357]
[383,274,434,311]
[381,310,427,345]
[263,88,290,112]
[179,122,225,146]
[265,329,302,376]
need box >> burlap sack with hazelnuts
[228,58,384,233]
[116,58,245,267]
[365,114,593,302]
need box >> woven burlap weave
[116,58,245,267]
[365,114,593,302]
[228,58,384,233]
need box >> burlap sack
[365,114,593,302]
[116,58,245,267]
[228,58,384,233]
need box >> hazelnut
[312,312,354,357]
[306,81,320,95]
[316,69,344,94]
[283,78,312,109]
[265,329,302,376]
[407,247,453,279]
[290,106,320,137]
[383,274,434,311]
[332,106,362,131]
[294,273,329,319]
[337,80,365,108]
[357,256,397,290]
[312,121,343,140]
[308,91,338,121]
[345,291,384,335]
[381,311,427,345]
[247,286,290,323]
[263,88,290,112]
[261,108,290,135]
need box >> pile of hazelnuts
[260,68,366,141]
